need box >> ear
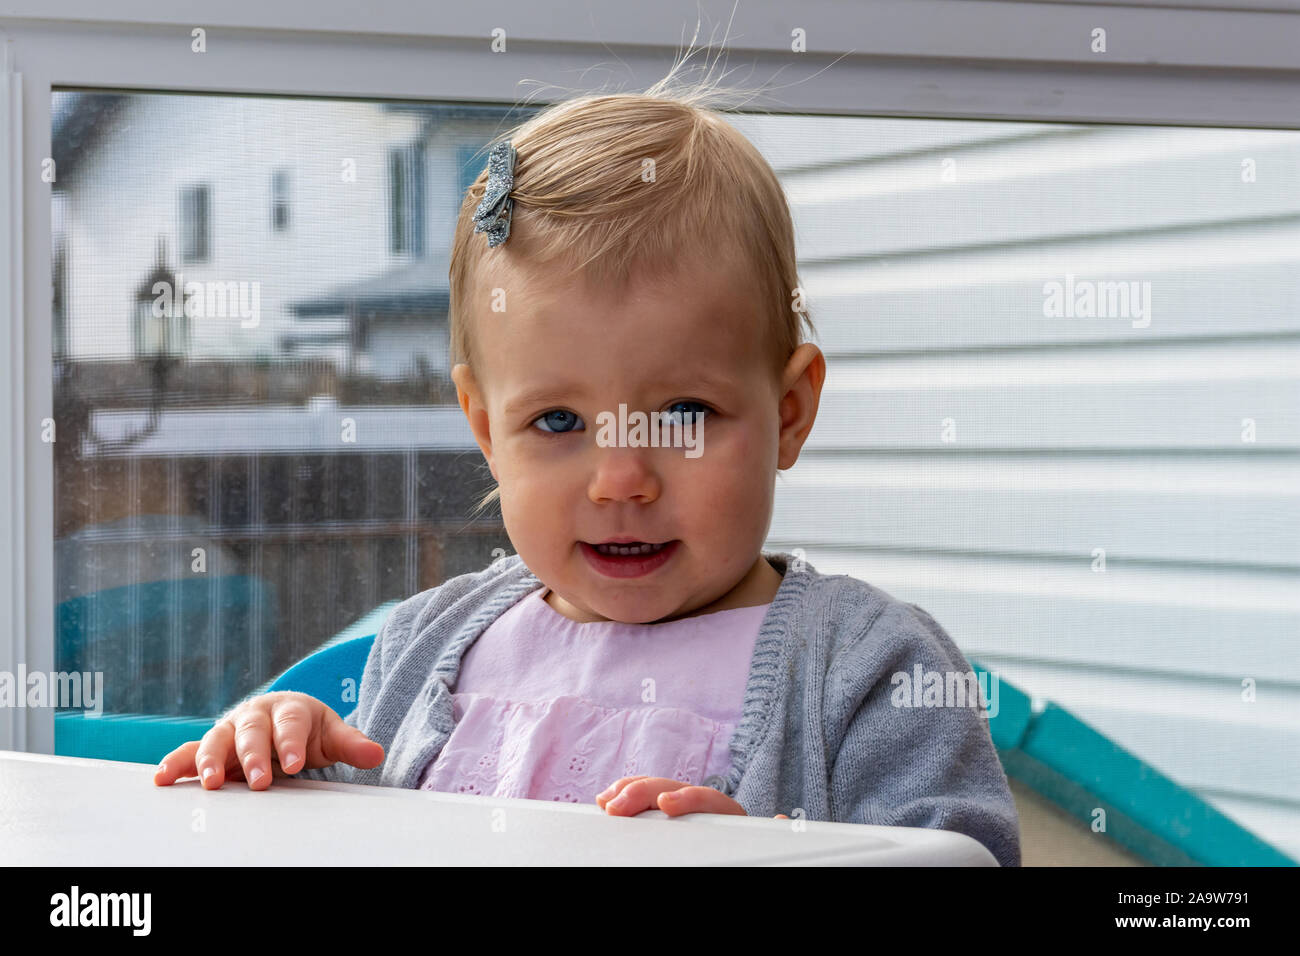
[452,363,498,481]
[776,344,826,471]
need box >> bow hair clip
[472,140,517,247]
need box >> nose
[586,446,662,505]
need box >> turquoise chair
[265,634,374,717]
[56,575,277,717]
[54,601,397,766]
[55,712,223,765]
[969,659,1296,867]
[256,600,396,715]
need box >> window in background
[179,183,210,263]
[388,143,425,256]
[271,168,290,232]
[457,143,484,209]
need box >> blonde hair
[450,54,816,517]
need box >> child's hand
[596,776,789,819]
[151,691,385,790]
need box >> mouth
[579,539,680,578]
[588,540,672,556]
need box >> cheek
[496,446,576,539]
[496,485,557,569]
[494,435,549,489]
[680,420,775,509]
[714,416,778,474]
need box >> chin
[588,591,680,625]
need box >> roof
[290,251,451,318]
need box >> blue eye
[533,409,585,433]
[662,401,711,426]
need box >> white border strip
[0,0,1299,70]
[0,50,24,753]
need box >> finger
[153,740,201,786]
[269,694,314,775]
[231,705,278,790]
[774,813,790,820]
[195,719,238,790]
[317,706,385,770]
[595,775,650,810]
[603,777,686,816]
[657,786,747,817]
[153,741,197,786]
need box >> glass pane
[51,91,519,728]
[49,89,1300,862]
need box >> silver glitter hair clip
[472,140,517,247]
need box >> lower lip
[580,540,680,578]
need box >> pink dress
[417,586,770,803]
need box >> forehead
[472,253,770,386]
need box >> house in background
[51,92,522,382]
[284,103,526,379]
[47,92,519,717]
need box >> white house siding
[729,113,1300,860]
[361,317,450,380]
[55,93,425,361]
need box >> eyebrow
[501,375,741,416]
[502,386,585,417]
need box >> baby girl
[154,71,1021,867]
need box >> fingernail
[608,793,626,808]
[201,767,214,783]
[596,786,613,800]
[156,762,167,776]
[283,752,299,771]
[249,767,265,784]
[661,791,678,801]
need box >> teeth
[593,541,667,556]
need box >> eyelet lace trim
[419,693,734,803]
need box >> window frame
[2,1,1299,754]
